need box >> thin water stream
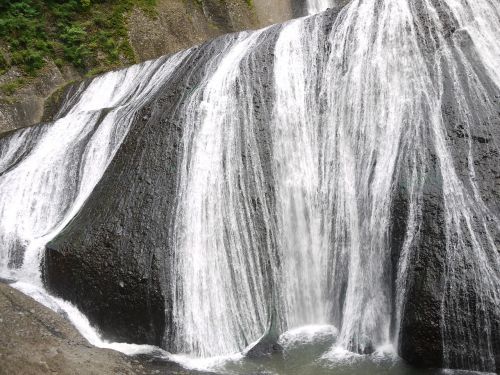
[307,0,336,14]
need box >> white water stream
[306,0,336,14]
[0,51,188,284]
[0,51,188,353]
[171,0,500,369]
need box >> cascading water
[171,29,279,356]
[306,0,336,14]
[0,52,188,285]
[0,0,499,373]
[271,17,330,329]
[169,0,500,368]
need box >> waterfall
[171,29,279,356]
[0,0,499,372]
[272,17,330,329]
[0,51,189,283]
[306,0,336,14]
[168,0,500,366]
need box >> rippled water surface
[165,326,491,375]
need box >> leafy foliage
[0,0,156,77]
[0,78,25,95]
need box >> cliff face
[128,0,260,62]
[0,0,298,134]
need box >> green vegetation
[0,78,25,95]
[0,52,9,75]
[0,0,156,79]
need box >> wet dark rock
[44,245,166,346]
[37,4,498,371]
[398,150,446,369]
[43,45,219,346]
[244,313,283,359]
[398,25,500,371]
[41,26,282,348]
[42,15,290,350]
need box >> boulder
[0,282,145,375]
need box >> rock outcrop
[0,282,146,375]
[0,0,301,134]
[0,282,217,374]
[43,35,240,347]
[43,16,285,348]
[398,19,500,372]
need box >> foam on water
[279,325,339,346]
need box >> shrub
[0,78,25,96]
[11,49,44,74]
[0,0,157,76]
[0,52,8,75]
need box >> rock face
[43,17,286,348]
[253,0,296,25]
[399,121,500,372]
[127,0,260,62]
[0,282,217,375]
[43,64,193,345]
[398,15,500,372]
[9,1,499,371]
[0,0,300,134]
[0,282,144,375]
[0,61,80,134]
[398,152,447,369]
[43,35,245,347]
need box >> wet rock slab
[0,282,212,375]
